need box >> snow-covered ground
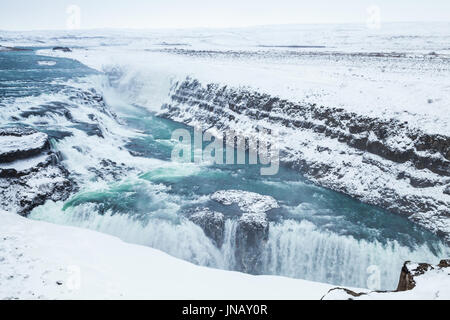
[0,210,336,300]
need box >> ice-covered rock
[188,207,225,247]
[0,127,75,215]
[211,190,279,213]
[211,190,278,273]
[0,127,49,163]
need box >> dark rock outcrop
[0,127,49,163]
[210,190,278,273]
[0,127,76,215]
[52,47,72,53]
[235,212,269,274]
[188,208,225,247]
[444,185,450,196]
[396,259,450,291]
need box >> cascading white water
[30,200,448,290]
[262,220,447,289]
[31,201,226,269]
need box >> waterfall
[30,202,448,290]
[262,220,446,289]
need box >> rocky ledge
[161,78,450,243]
[322,259,450,300]
[52,47,72,53]
[0,127,75,215]
[188,190,279,274]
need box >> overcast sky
[1,0,449,31]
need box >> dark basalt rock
[438,259,450,268]
[87,159,129,182]
[0,126,76,215]
[188,190,277,273]
[188,208,225,247]
[396,261,431,291]
[444,185,450,196]
[396,259,450,291]
[322,287,369,299]
[52,47,72,52]
[235,213,269,274]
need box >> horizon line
[1,20,449,33]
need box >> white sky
[0,0,449,31]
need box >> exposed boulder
[0,127,76,215]
[188,207,225,247]
[87,159,129,182]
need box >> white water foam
[30,200,448,290]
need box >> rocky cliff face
[160,78,450,243]
[0,127,75,215]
